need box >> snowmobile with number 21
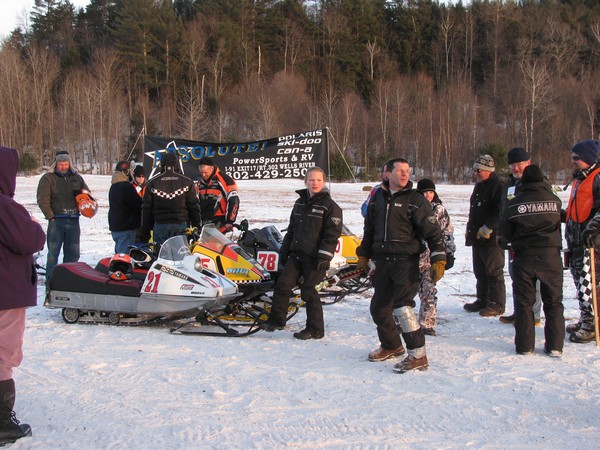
[44,235,240,329]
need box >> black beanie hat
[521,164,544,184]
[115,160,130,173]
[133,165,145,177]
[571,140,600,166]
[198,156,214,166]
[507,147,530,164]
[417,178,436,193]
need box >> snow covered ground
[10,175,600,449]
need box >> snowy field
[10,175,600,449]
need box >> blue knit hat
[571,140,600,166]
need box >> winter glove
[430,260,446,284]
[356,256,370,274]
[316,258,330,272]
[476,225,493,240]
[445,253,455,270]
[582,222,600,248]
[222,223,234,233]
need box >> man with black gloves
[464,154,506,317]
[500,165,564,356]
[139,152,201,245]
[260,167,342,340]
[564,140,600,343]
[196,157,239,233]
[356,158,446,374]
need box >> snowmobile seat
[49,263,143,297]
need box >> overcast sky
[1,0,91,39]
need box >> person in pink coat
[0,147,46,445]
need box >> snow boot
[393,355,429,373]
[463,300,484,312]
[0,379,32,446]
[367,345,405,362]
[566,321,582,334]
[569,327,596,343]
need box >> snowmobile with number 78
[237,221,371,304]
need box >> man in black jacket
[108,160,142,253]
[260,167,342,340]
[500,165,564,356]
[139,152,201,245]
[464,154,506,316]
[498,147,542,326]
[356,158,446,373]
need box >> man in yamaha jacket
[356,158,446,374]
[500,165,564,356]
[139,152,201,245]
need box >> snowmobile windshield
[157,235,191,263]
[342,223,354,236]
[199,224,256,262]
[197,224,231,254]
[255,226,283,249]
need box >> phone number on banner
[224,167,313,180]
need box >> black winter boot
[0,379,32,446]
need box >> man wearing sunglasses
[464,154,506,317]
[564,140,600,343]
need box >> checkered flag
[579,249,595,312]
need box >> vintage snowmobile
[189,224,273,302]
[90,229,296,336]
[44,235,268,336]
[237,221,371,304]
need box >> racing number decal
[144,271,162,293]
[335,238,343,256]
[257,251,279,271]
[200,257,211,268]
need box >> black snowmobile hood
[0,147,18,198]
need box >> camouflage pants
[418,259,437,329]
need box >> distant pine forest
[1,0,599,182]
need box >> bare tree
[26,44,59,164]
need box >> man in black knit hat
[498,147,542,326]
[464,154,506,317]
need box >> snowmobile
[237,221,371,304]
[91,229,296,336]
[187,224,302,328]
[189,224,273,302]
[44,235,265,336]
